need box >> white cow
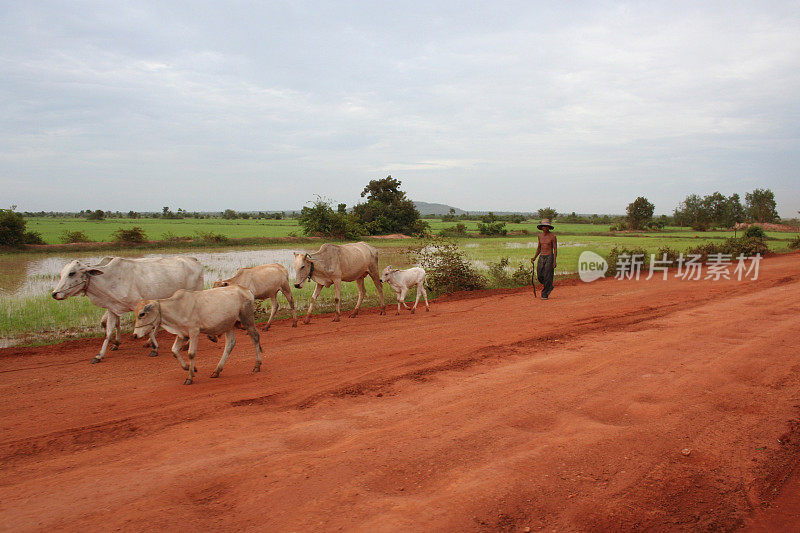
[133,285,263,385]
[380,266,430,314]
[51,256,204,363]
[212,263,297,330]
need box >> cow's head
[133,300,161,339]
[380,265,398,283]
[51,260,103,300]
[212,279,229,288]
[293,252,313,289]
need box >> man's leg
[538,255,554,298]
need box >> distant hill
[414,201,538,217]
[413,201,466,216]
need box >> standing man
[531,218,557,300]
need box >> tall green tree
[537,207,558,220]
[299,197,363,240]
[0,208,44,246]
[626,197,655,230]
[674,194,710,229]
[722,193,745,228]
[86,209,105,221]
[745,188,779,223]
[352,175,419,235]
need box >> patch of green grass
[24,218,303,244]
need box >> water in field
[0,249,302,298]
[504,241,588,249]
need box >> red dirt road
[2,254,800,531]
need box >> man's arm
[553,235,557,269]
[531,236,541,264]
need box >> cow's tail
[424,273,432,292]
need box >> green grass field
[25,217,797,245]
[26,217,303,243]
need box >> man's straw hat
[537,219,554,230]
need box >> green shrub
[410,219,431,238]
[195,230,229,244]
[24,231,44,245]
[687,236,769,261]
[743,225,766,239]
[299,197,364,239]
[112,226,148,243]
[511,261,535,286]
[723,236,769,257]
[60,230,92,243]
[477,221,507,236]
[0,209,44,247]
[691,221,709,231]
[605,246,649,277]
[412,237,485,293]
[653,246,680,266]
[439,223,468,237]
[161,231,190,242]
[789,235,800,250]
[487,257,512,287]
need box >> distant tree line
[672,189,778,230]
[21,208,288,220]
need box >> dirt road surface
[2,254,799,531]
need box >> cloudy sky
[2,1,798,215]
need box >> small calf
[134,286,263,385]
[380,266,430,315]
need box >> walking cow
[133,285,263,385]
[213,263,298,330]
[51,256,204,363]
[293,242,386,323]
[380,266,430,314]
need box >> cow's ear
[88,269,104,276]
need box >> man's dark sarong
[537,254,555,298]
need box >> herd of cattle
[51,242,429,384]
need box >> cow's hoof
[183,378,193,385]
[209,371,220,378]
[349,313,358,319]
[110,343,120,351]
[426,307,430,312]
[302,319,311,325]
[252,365,261,373]
[291,322,298,328]
[147,350,158,357]
[90,357,102,364]
[262,325,270,332]
[379,309,386,316]
[411,309,416,314]
[332,317,340,322]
